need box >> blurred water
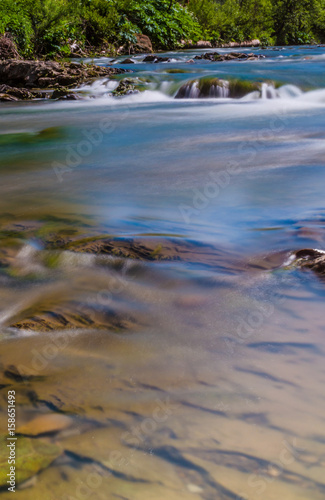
[0,46,325,500]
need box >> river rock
[175,77,261,99]
[0,60,126,89]
[292,249,325,275]
[194,51,264,62]
[142,55,171,63]
[121,58,135,64]
[0,84,34,100]
[112,78,139,96]
[51,88,82,100]
[10,300,140,332]
[0,93,18,102]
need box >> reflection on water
[0,46,325,499]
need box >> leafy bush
[2,0,325,58]
[119,0,202,49]
[81,0,120,46]
[0,0,33,56]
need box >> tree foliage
[1,0,325,57]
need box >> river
[0,46,325,499]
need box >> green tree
[274,0,317,44]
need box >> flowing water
[1,46,325,499]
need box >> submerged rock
[64,236,244,273]
[10,300,140,332]
[0,436,61,488]
[0,60,126,89]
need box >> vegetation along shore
[1,0,325,60]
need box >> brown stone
[135,34,153,53]
[0,60,126,89]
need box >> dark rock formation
[51,88,82,100]
[142,55,171,63]
[0,84,43,101]
[292,249,325,276]
[0,60,126,89]
[194,51,264,62]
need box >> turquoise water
[0,46,325,499]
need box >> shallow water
[0,46,325,499]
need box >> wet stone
[292,248,325,276]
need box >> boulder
[121,58,135,64]
[292,249,325,276]
[51,88,82,100]
[0,60,126,89]
[117,34,153,55]
[0,84,33,99]
[112,78,139,97]
[0,84,45,100]
[0,34,20,60]
[134,34,153,53]
[142,55,170,63]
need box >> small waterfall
[209,81,230,98]
[276,84,303,99]
[175,77,304,101]
[261,83,277,99]
[175,80,200,99]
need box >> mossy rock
[228,79,261,98]
[0,436,61,488]
[176,77,261,99]
[112,78,140,97]
[197,77,228,96]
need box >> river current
[0,46,325,500]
